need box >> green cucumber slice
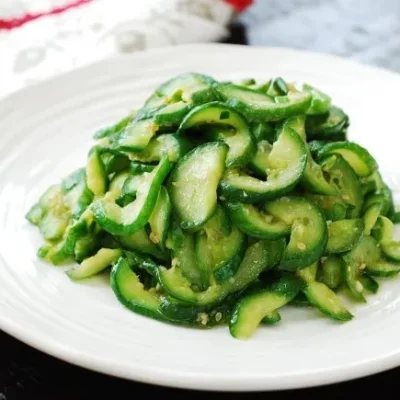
[318,141,377,177]
[118,229,166,261]
[265,197,328,270]
[128,134,192,163]
[219,124,307,203]
[148,186,171,250]
[304,281,353,321]
[342,236,380,302]
[359,274,379,294]
[216,83,311,122]
[319,256,343,290]
[178,102,256,168]
[116,119,158,152]
[284,115,336,195]
[144,72,217,109]
[326,219,364,254]
[66,248,122,280]
[86,146,108,197]
[366,261,400,277]
[92,156,172,235]
[306,106,349,138]
[371,216,394,242]
[225,201,290,240]
[171,226,206,291]
[111,257,166,321]
[380,241,400,262]
[320,154,363,218]
[157,239,285,305]
[303,84,331,115]
[229,274,304,339]
[169,142,228,230]
[195,207,247,283]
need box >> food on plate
[26,73,400,339]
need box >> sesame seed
[149,232,160,244]
[297,242,307,250]
[355,281,364,292]
[215,312,222,322]
[171,257,180,268]
[360,263,366,271]
[198,313,208,326]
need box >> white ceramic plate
[1,43,400,392]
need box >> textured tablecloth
[0,0,244,98]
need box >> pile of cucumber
[26,72,400,339]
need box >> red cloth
[0,0,92,30]
[224,0,253,12]
[0,0,253,31]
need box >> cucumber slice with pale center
[216,83,311,122]
[265,197,328,270]
[229,274,304,339]
[219,124,307,203]
[169,142,228,230]
[178,102,255,168]
[326,219,364,254]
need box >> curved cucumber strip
[366,261,400,277]
[363,202,382,235]
[265,197,328,270]
[128,134,192,163]
[307,194,347,221]
[303,84,331,115]
[216,84,311,122]
[171,227,206,291]
[342,236,380,302]
[62,168,94,219]
[195,207,247,282]
[178,102,256,168]
[380,241,400,262]
[226,202,290,240]
[371,215,394,242]
[359,274,379,294]
[157,239,285,306]
[306,106,349,138]
[159,296,235,328]
[148,186,171,250]
[229,274,304,339]
[320,154,363,218]
[249,140,272,176]
[154,101,193,127]
[86,147,108,197]
[92,156,172,235]
[169,142,228,230]
[318,141,377,177]
[116,118,158,152]
[118,229,166,261]
[320,256,343,290]
[297,263,352,321]
[66,248,122,280]
[94,111,134,140]
[283,116,336,195]
[144,72,217,109]
[303,281,353,321]
[326,219,364,254]
[111,257,166,321]
[219,124,307,203]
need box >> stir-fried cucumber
[26,72,399,339]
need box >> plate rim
[1,43,400,392]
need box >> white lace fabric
[0,0,234,98]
